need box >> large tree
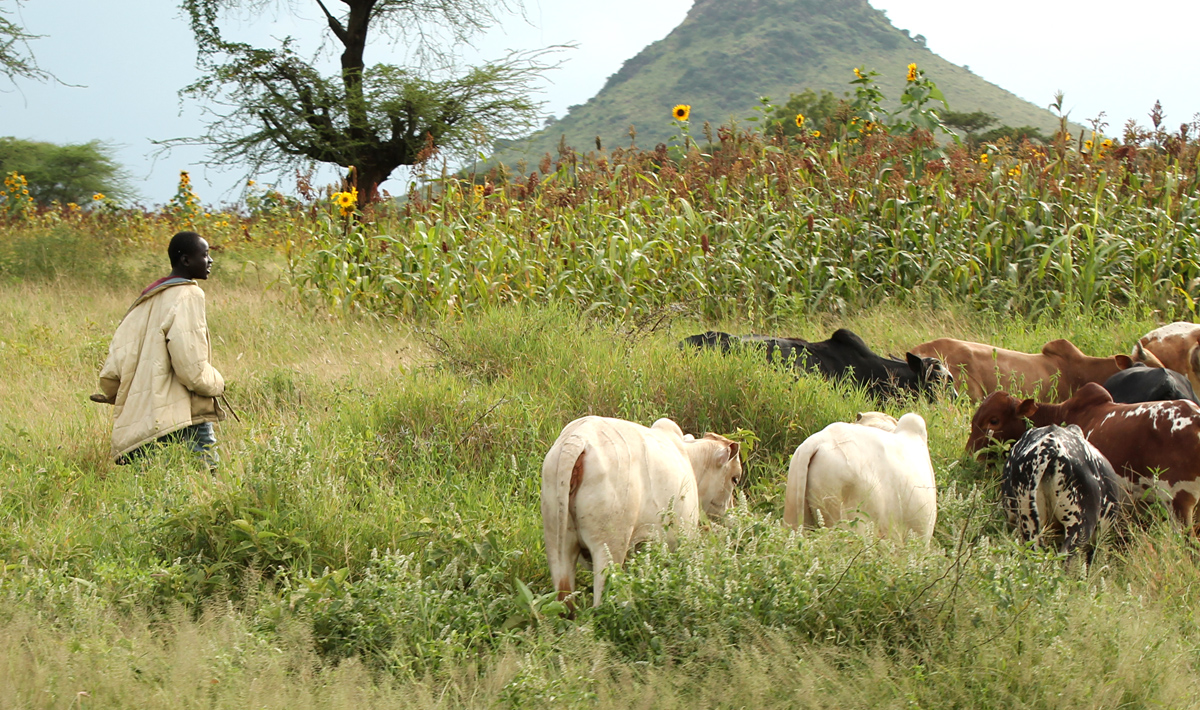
[0,1,50,83]
[181,0,547,206]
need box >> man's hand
[89,393,114,404]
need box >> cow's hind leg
[583,535,630,608]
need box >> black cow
[681,328,954,399]
[1102,362,1199,405]
[1001,424,1124,560]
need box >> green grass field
[3,256,1200,707]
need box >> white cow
[542,415,742,607]
[784,412,936,542]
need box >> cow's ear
[727,441,740,463]
[1017,398,1038,418]
[1114,354,1133,370]
[906,352,923,374]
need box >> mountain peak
[497,0,1059,160]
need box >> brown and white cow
[541,416,741,608]
[911,337,1134,402]
[1131,322,1200,393]
[968,382,1200,528]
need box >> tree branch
[313,0,350,45]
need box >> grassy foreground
[2,256,1200,708]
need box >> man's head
[168,231,212,280]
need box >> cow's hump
[894,412,928,441]
[829,328,873,355]
[1041,339,1085,359]
[1069,382,1114,409]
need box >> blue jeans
[119,422,219,468]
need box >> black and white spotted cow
[1001,424,1125,559]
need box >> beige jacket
[98,279,225,459]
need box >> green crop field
[2,102,1199,707]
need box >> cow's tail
[784,439,817,530]
[547,435,587,605]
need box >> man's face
[180,239,213,280]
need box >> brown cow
[1131,322,1200,393]
[911,337,1133,402]
[968,383,1200,528]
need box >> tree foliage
[179,0,548,205]
[0,0,50,83]
[0,137,130,205]
[768,89,842,136]
[941,110,998,135]
[941,110,1049,146]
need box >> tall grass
[5,271,1198,705]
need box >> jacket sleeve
[97,343,121,404]
[166,289,225,397]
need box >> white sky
[1,0,1196,205]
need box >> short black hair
[168,231,206,267]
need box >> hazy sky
[2,0,1195,205]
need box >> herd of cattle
[540,321,1200,607]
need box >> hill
[496,0,1064,162]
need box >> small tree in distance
[0,137,130,205]
[179,0,551,207]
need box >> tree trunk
[352,163,392,207]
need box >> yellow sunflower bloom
[672,104,691,121]
[795,113,805,128]
[979,154,989,164]
[811,130,821,138]
[1101,138,1113,148]
[1084,140,1094,151]
[1009,166,1021,177]
[907,63,918,82]
[92,193,105,201]
[854,67,863,79]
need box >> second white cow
[784,412,936,542]
[542,415,742,607]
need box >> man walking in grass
[94,231,226,467]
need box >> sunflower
[92,193,105,201]
[854,67,863,80]
[672,104,691,121]
[1084,140,1094,151]
[811,130,821,139]
[1101,138,1113,149]
[906,63,918,82]
[979,153,989,164]
[794,113,805,128]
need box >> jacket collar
[124,277,196,316]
